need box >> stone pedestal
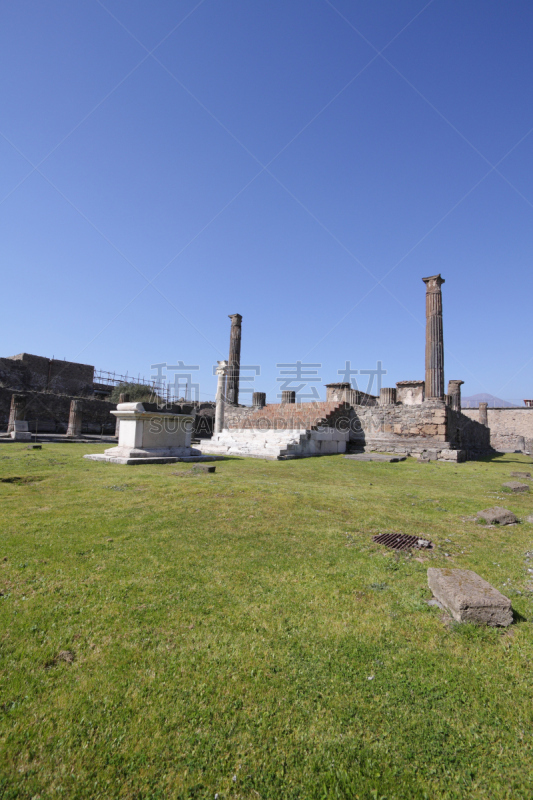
[379,388,397,405]
[84,403,220,465]
[447,380,464,412]
[66,400,83,437]
[226,314,242,406]
[215,361,228,434]
[423,274,445,399]
[281,390,296,405]
[479,402,488,426]
[10,420,31,441]
[253,392,266,409]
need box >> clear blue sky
[2,0,532,403]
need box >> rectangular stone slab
[427,568,512,626]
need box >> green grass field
[1,444,533,799]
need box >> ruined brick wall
[224,402,351,430]
[1,354,94,395]
[461,407,533,452]
[0,388,115,434]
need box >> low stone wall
[461,407,533,452]
[350,400,447,445]
[0,388,116,434]
[349,401,490,458]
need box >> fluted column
[422,274,445,399]
[7,394,26,433]
[215,361,228,434]
[253,392,266,409]
[66,400,83,437]
[447,380,464,412]
[226,314,242,406]
[281,390,296,404]
[479,402,488,426]
[379,388,397,405]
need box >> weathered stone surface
[476,506,518,526]
[526,515,533,524]
[226,314,242,406]
[427,568,513,626]
[511,471,531,479]
[502,481,530,493]
[344,453,406,462]
[423,274,445,399]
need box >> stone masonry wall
[0,388,116,434]
[0,354,94,396]
[461,407,533,452]
[350,400,447,444]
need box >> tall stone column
[7,394,26,433]
[447,380,464,412]
[226,314,242,406]
[66,400,83,437]
[422,274,445,399]
[215,361,228,434]
[281,390,296,404]
[479,402,488,426]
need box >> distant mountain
[462,393,520,408]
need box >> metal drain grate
[372,533,433,551]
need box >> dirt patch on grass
[45,650,75,668]
[0,476,45,485]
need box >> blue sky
[1,0,532,403]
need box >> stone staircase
[196,402,351,460]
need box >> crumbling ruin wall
[0,388,115,434]
[224,402,351,430]
[461,407,533,453]
[350,401,491,457]
[349,401,448,449]
[0,354,94,395]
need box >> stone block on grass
[476,507,518,526]
[510,472,531,479]
[427,568,513,626]
[502,482,530,493]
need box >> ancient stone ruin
[198,276,494,461]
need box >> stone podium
[84,402,221,465]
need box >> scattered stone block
[427,568,513,626]
[511,472,531,479]
[476,507,518,525]
[526,515,533,524]
[26,444,42,450]
[502,482,530,493]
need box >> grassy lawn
[1,444,533,799]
